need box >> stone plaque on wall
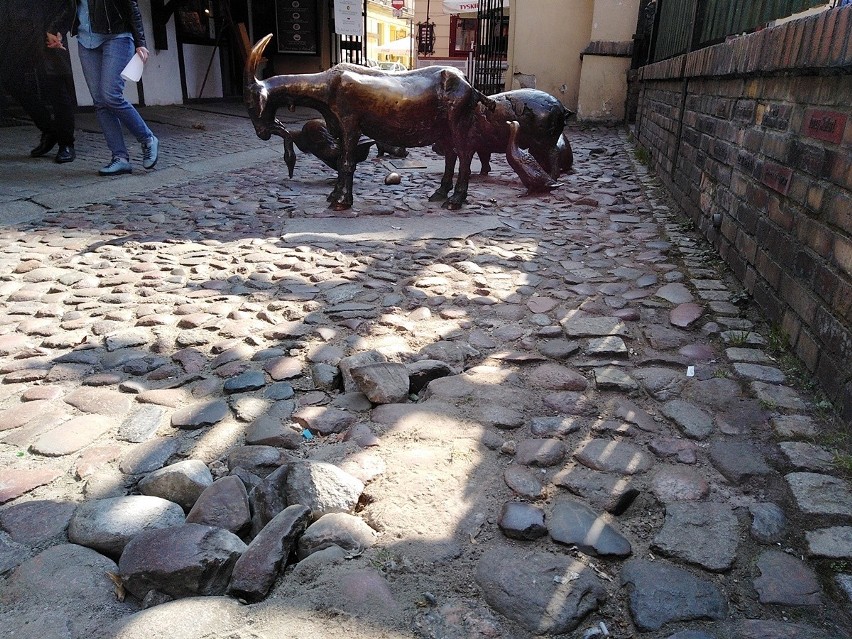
[803,109,847,145]
[760,162,793,195]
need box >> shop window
[449,16,476,57]
[176,0,218,44]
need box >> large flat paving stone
[785,472,852,516]
[652,502,739,572]
[620,559,728,631]
[475,547,606,634]
[0,544,133,638]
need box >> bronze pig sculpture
[433,88,573,178]
[245,34,494,210]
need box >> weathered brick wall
[634,6,852,420]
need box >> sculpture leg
[429,150,456,202]
[329,141,356,210]
[444,149,474,210]
[478,151,491,175]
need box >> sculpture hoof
[428,193,449,203]
[442,200,463,211]
[330,201,352,211]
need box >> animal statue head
[244,34,297,174]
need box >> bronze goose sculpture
[506,120,562,194]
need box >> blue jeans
[77,36,153,161]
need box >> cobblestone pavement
[0,109,851,639]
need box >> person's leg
[1,61,58,154]
[77,42,129,161]
[44,42,76,148]
[98,37,153,144]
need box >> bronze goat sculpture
[245,34,494,210]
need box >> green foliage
[634,145,651,166]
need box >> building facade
[413,0,643,122]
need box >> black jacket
[70,0,147,49]
[0,0,75,68]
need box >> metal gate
[473,0,508,95]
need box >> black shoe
[31,133,58,157]
[55,145,75,163]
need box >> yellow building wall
[508,0,594,109]
[577,0,641,121]
[589,0,641,40]
[577,55,632,121]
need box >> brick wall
[634,6,852,421]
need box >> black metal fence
[650,0,828,62]
[472,0,509,95]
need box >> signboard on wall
[334,0,363,37]
[275,0,319,54]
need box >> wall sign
[275,0,319,55]
[334,0,363,37]
[803,109,847,145]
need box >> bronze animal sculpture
[433,88,573,179]
[280,119,374,178]
[506,120,562,194]
[245,33,494,210]
[280,118,408,179]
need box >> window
[449,16,477,57]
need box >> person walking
[72,0,159,175]
[0,0,78,163]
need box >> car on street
[378,61,407,72]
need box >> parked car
[378,61,407,72]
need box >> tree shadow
[3,128,847,639]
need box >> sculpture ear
[257,87,268,118]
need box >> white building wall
[69,3,205,107]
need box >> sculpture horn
[246,33,273,85]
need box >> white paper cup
[120,53,143,82]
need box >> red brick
[755,249,782,289]
[834,235,852,278]
[768,28,784,71]
[817,8,837,67]
[736,229,758,264]
[781,21,797,68]
[790,20,806,68]
[826,192,852,234]
[797,218,834,258]
[744,265,758,292]
[782,310,803,346]
[780,274,817,325]
[814,264,841,306]
[833,7,852,67]
[767,196,795,231]
[806,184,825,213]
[807,11,830,67]
[834,277,852,324]
[795,327,820,372]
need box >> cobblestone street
[0,105,850,639]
